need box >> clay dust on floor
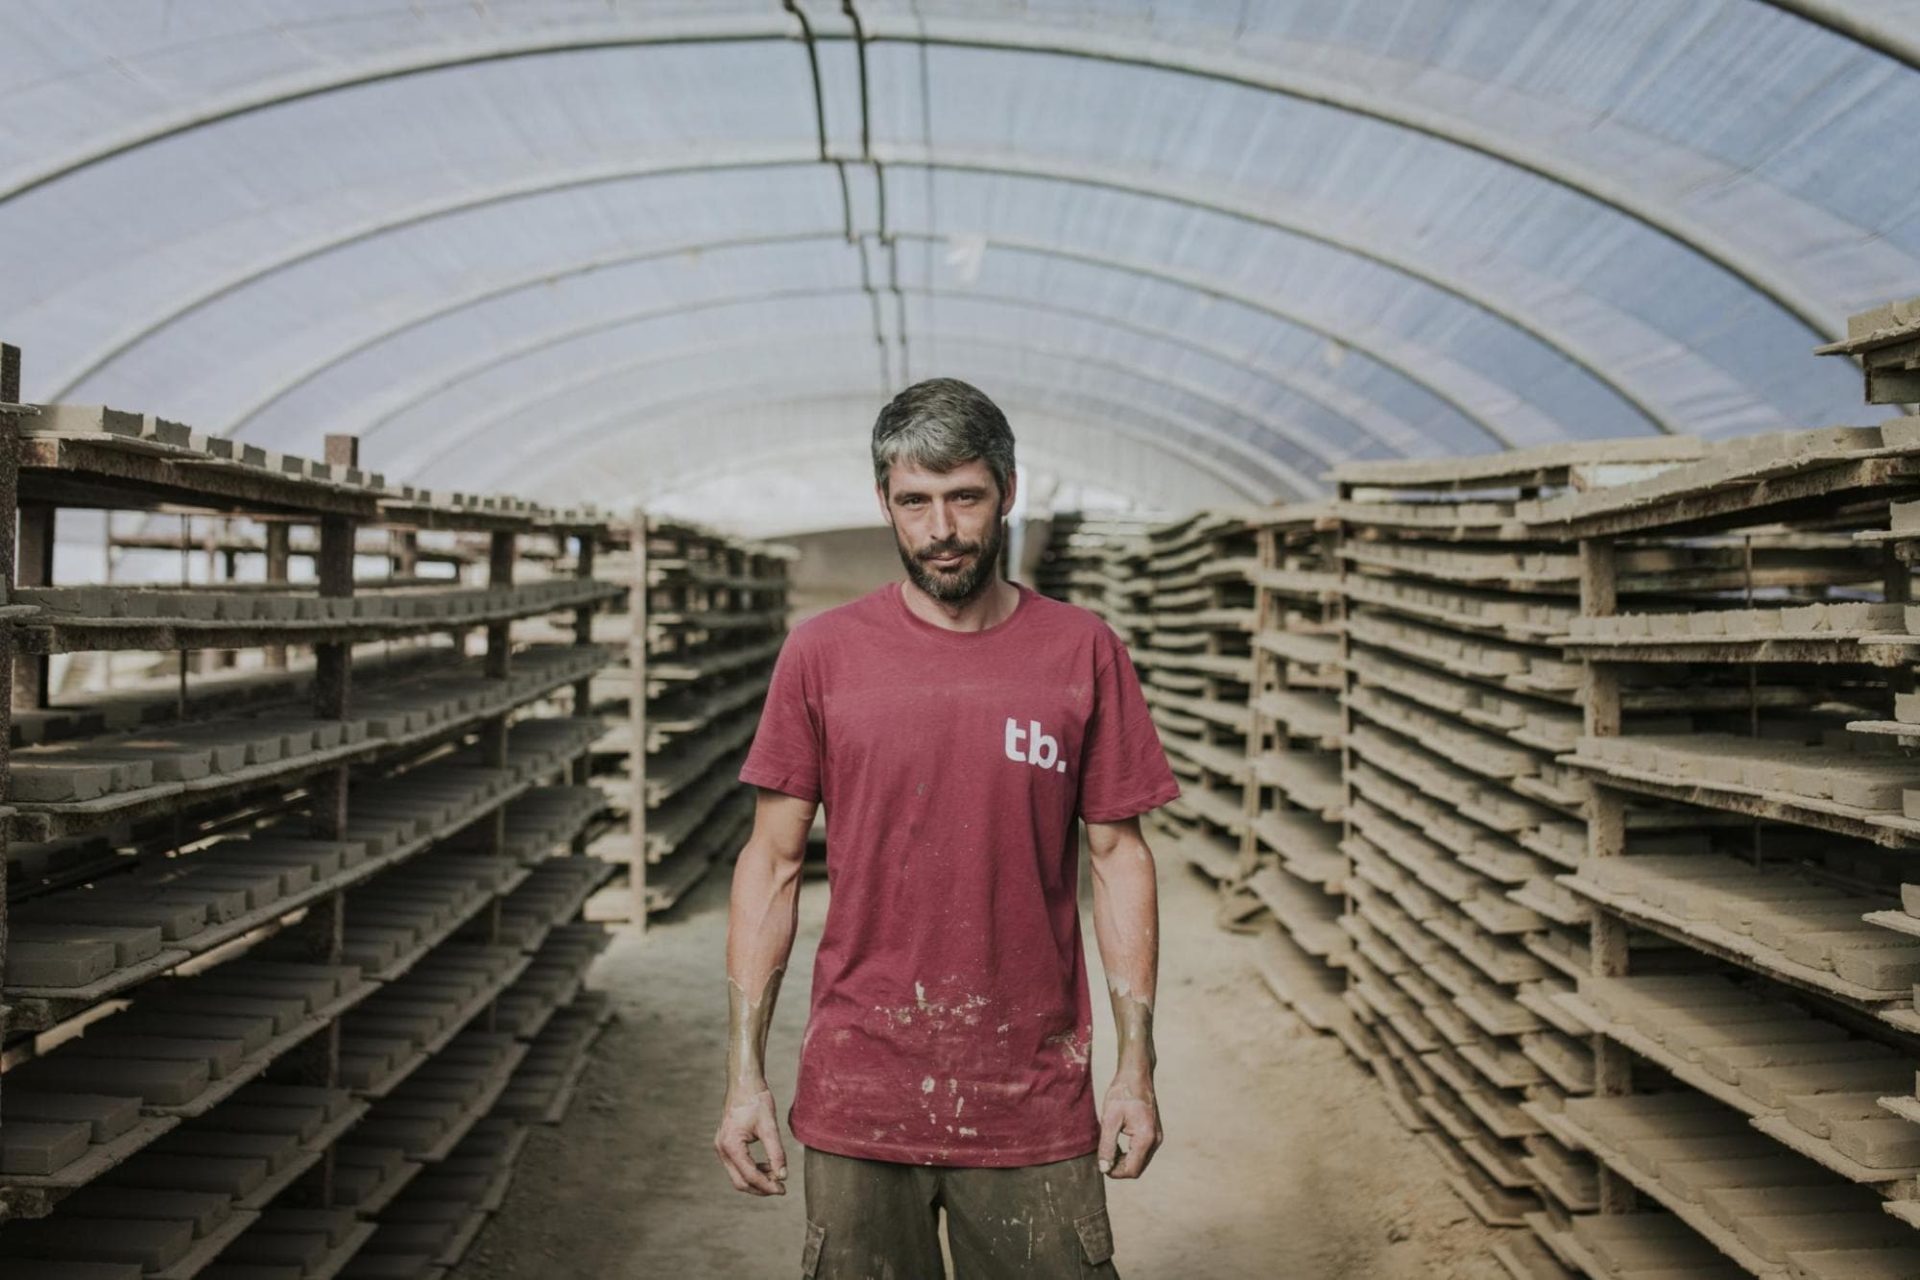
[451,854,1511,1279]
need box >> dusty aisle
[454,855,1509,1279]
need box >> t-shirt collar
[891,580,1035,642]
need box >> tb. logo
[1004,718,1068,773]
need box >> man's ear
[1000,468,1018,517]
[876,482,892,525]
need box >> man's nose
[929,502,957,541]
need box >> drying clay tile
[0,1119,92,1175]
[64,1033,246,1079]
[9,1054,210,1107]
[1785,1247,1920,1279]
[160,869,282,910]
[1752,905,1886,951]
[150,1130,298,1174]
[9,761,119,802]
[1660,1155,1833,1203]
[58,1186,234,1237]
[1829,771,1909,810]
[21,896,208,941]
[0,1093,141,1144]
[1785,604,1830,632]
[227,1084,355,1119]
[0,1217,196,1270]
[168,994,305,1034]
[99,1011,274,1056]
[1741,1060,1915,1109]
[1739,1213,1918,1265]
[10,921,163,966]
[1572,1212,1739,1271]
[1782,928,1911,971]
[205,1103,326,1142]
[1626,1132,1780,1179]
[5,937,119,987]
[1825,603,1907,632]
[1828,1116,1920,1168]
[1832,945,1920,990]
[106,1151,268,1197]
[1783,1089,1901,1138]
[1700,1184,1878,1229]
[1698,1038,1884,1085]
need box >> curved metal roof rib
[378,310,1378,486]
[3,1,1918,526]
[430,339,1314,500]
[41,147,1701,439]
[518,385,1284,509]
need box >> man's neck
[901,575,1021,633]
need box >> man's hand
[715,1085,789,1196]
[1096,1068,1162,1179]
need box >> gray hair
[871,378,1016,497]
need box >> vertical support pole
[219,520,239,669]
[480,527,514,858]
[1884,546,1917,710]
[0,344,24,1137]
[475,526,515,1011]
[1578,537,1634,1212]
[1240,522,1274,879]
[15,502,52,710]
[1331,495,1355,995]
[391,529,418,580]
[570,533,598,855]
[264,520,291,671]
[287,437,356,1205]
[629,512,650,930]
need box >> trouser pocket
[801,1219,826,1278]
[1074,1207,1115,1268]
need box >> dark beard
[895,514,1006,604]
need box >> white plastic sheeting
[4,1,1919,523]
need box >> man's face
[879,457,1017,604]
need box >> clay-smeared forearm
[715,794,812,1196]
[726,964,786,1095]
[1087,818,1163,1179]
[1090,833,1159,1075]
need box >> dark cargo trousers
[801,1147,1121,1279]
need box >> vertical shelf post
[264,520,291,671]
[14,501,51,711]
[569,531,598,855]
[280,435,358,1204]
[1240,523,1275,879]
[629,511,650,930]
[1577,536,1634,1214]
[0,344,22,1162]
[479,527,514,863]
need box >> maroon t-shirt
[739,581,1179,1167]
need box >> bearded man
[715,378,1178,1279]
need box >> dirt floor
[453,852,1512,1279]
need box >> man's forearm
[1088,830,1160,1073]
[724,835,805,1093]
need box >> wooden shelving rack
[1237,505,1356,1044]
[577,516,790,924]
[0,361,627,1279]
[1032,513,1157,652]
[1134,513,1260,890]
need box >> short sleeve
[739,632,823,803]
[1076,637,1181,823]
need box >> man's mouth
[923,549,970,569]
